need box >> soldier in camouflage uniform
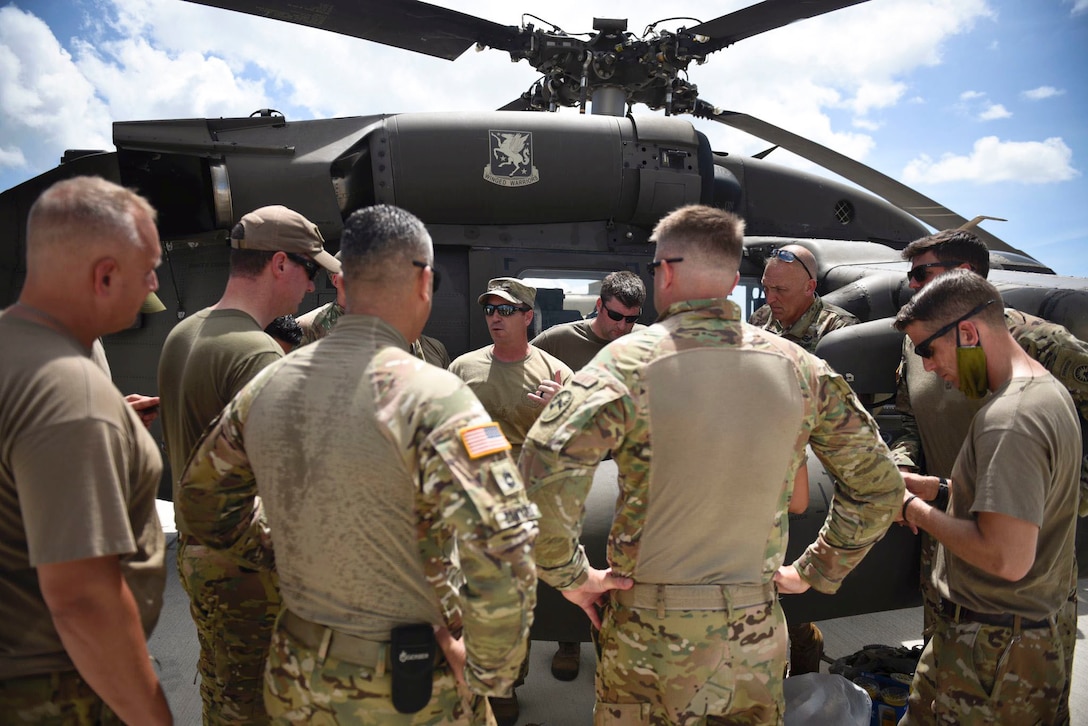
[895,270,1079,725]
[521,205,904,725]
[298,251,452,366]
[748,243,860,676]
[890,229,1086,720]
[179,204,538,725]
[748,244,858,349]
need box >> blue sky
[2,0,1086,275]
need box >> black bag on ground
[391,623,437,713]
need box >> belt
[280,610,391,669]
[938,600,1052,630]
[614,582,776,617]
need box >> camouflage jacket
[521,298,902,595]
[296,301,344,346]
[749,295,859,353]
[178,315,539,695]
[892,307,1088,515]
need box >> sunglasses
[913,299,995,359]
[770,248,813,280]
[411,260,442,292]
[648,257,684,277]
[601,301,640,324]
[483,303,530,317]
[907,261,960,284]
[286,253,320,281]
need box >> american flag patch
[459,422,511,459]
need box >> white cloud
[1022,86,1065,100]
[0,6,113,172]
[1069,0,1088,16]
[853,118,882,131]
[0,146,27,171]
[902,136,1078,184]
[978,103,1011,120]
[960,90,985,100]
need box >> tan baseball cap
[230,205,341,274]
[477,277,536,308]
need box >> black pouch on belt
[390,623,437,714]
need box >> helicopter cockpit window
[521,269,611,336]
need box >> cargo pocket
[594,701,650,725]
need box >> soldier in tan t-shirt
[448,277,572,724]
[0,176,171,723]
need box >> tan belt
[614,582,776,617]
[280,610,390,671]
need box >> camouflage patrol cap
[478,277,536,308]
[230,205,341,274]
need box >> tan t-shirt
[0,314,164,679]
[533,319,646,371]
[449,346,572,457]
[158,308,282,533]
[934,375,1080,619]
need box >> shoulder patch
[459,422,512,459]
[540,388,574,423]
[1075,364,1088,385]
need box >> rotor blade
[693,101,1025,255]
[182,0,522,60]
[690,0,869,54]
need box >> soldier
[748,243,860,675]
[448,277,572,723]
[178,204,538,723]
[748,243,858,349]
[895,270,1079,725]
[531,270,645,681]
[298,251,451,366]
[532,270,646,370]
[520,204,904,723]
[890,228,1087,718]
[158,205,339,724]
[0,176,171,723]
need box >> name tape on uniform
[459,422,512,459]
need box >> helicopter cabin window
[521,269,612,337]
[735,276,765,321]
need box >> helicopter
[1,0,1086,644]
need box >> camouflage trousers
[594,596,786,725]
[900,605,1071,725]
[177,539,282,725]
[263,616,496,725]
[0,669,122,725]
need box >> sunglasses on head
[601,301,640,324]
[907,261,960,284]
[286,253,320,280]
[411,260,442,292]
[483,303,530,317]
[913,299,995,359]
[770,248,813,280]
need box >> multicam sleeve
[1007,310,1088,515]
[176,365,279,571]
[521,367,631,589]
[417,391,539,697]
[889,339,922,471]
[793,361,904,593]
